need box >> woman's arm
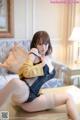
[18,51,45,79]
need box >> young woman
[0,31,79,120]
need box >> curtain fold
[61,3,76,64]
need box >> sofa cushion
[3,43,28,73]
[41,78,63,88]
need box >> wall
[0,0,27,41]
[14,0,26,40]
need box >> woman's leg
[20,93,79,120]
[0,79,29,106]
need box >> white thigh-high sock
[20,93,55,112]
[12,81,29,104]
[0,80,15,107]
[0,79,29,107]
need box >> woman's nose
[42,44,46,48]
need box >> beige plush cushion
[3,43,27,73]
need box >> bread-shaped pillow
[2,43,27,73]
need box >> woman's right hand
[40,56,46,67]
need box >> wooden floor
[0,98,69,120]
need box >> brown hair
[30,31,52,55]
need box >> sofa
[0,39,72,90]
[0,39,80,119]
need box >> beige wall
[14,0,26,40]
[0,0,27,40]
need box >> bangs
[36,31,50,45]
[37,37,49,45]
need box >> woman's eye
[38,43,48,46]
[38,43,42,45]
[44,43,48,46]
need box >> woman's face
[36,43,49,56]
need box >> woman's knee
[66,94,74,103]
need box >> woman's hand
[40,56,46,67]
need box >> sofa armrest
[52,61,71,85]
